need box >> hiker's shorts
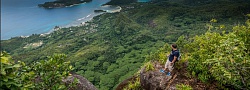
[165,59,174,72]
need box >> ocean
[1,0,111,40]
[1,0,152,40]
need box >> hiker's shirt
[168,50,180,62]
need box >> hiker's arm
[171,56,177,65]
[166,53,170,57]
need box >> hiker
[160,44,180,76]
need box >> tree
[32,54,74,89]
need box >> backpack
[168,50,181,62]
[176,50,181,61]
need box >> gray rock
[140,62,172,90]
[62,73,98,90]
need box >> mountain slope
[1,0,250,89]
[118,20,249,89]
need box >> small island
[38,0,92,8]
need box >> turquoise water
[138,0,151,2]
[1,0,110,40]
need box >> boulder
[115,61,177,90]
[63,73,98,90]
[115,76,137,90]
[140,62,172,90]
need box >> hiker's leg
[164,60,167,71]
[168,61,174,72]
[164,60,170,72]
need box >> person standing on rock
[160,44,180,76]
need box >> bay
[1,0,110,40]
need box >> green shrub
[0,51,35,90]
[32,54,74,89]
[186,20,250,89]
[144,61,155,72]
[0,52,76,89]
[176,84,193,90]
[145,43,171,64]
[123,77,142,90]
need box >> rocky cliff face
[140,62,175,90]
[63,73,98,90]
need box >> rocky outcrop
[117,61,219,90]
[115,61,176,90]
[115,76,137,90]
[140,62,174,90]
[63,73,98,90]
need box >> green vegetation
[1,0,250,89]
[138,20,249,89]
[38,0,92,8]
[0,52,76,89]
[184,20,250,89]
[105,0,137,5]
[144,61,155,72]
[32,54,76,89]
[176,84,193,90]
[123,77,142,90]
[1,51,33,89]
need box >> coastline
[1,0,112,40]
[19,5,122,39]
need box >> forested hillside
[1,0,250,89]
